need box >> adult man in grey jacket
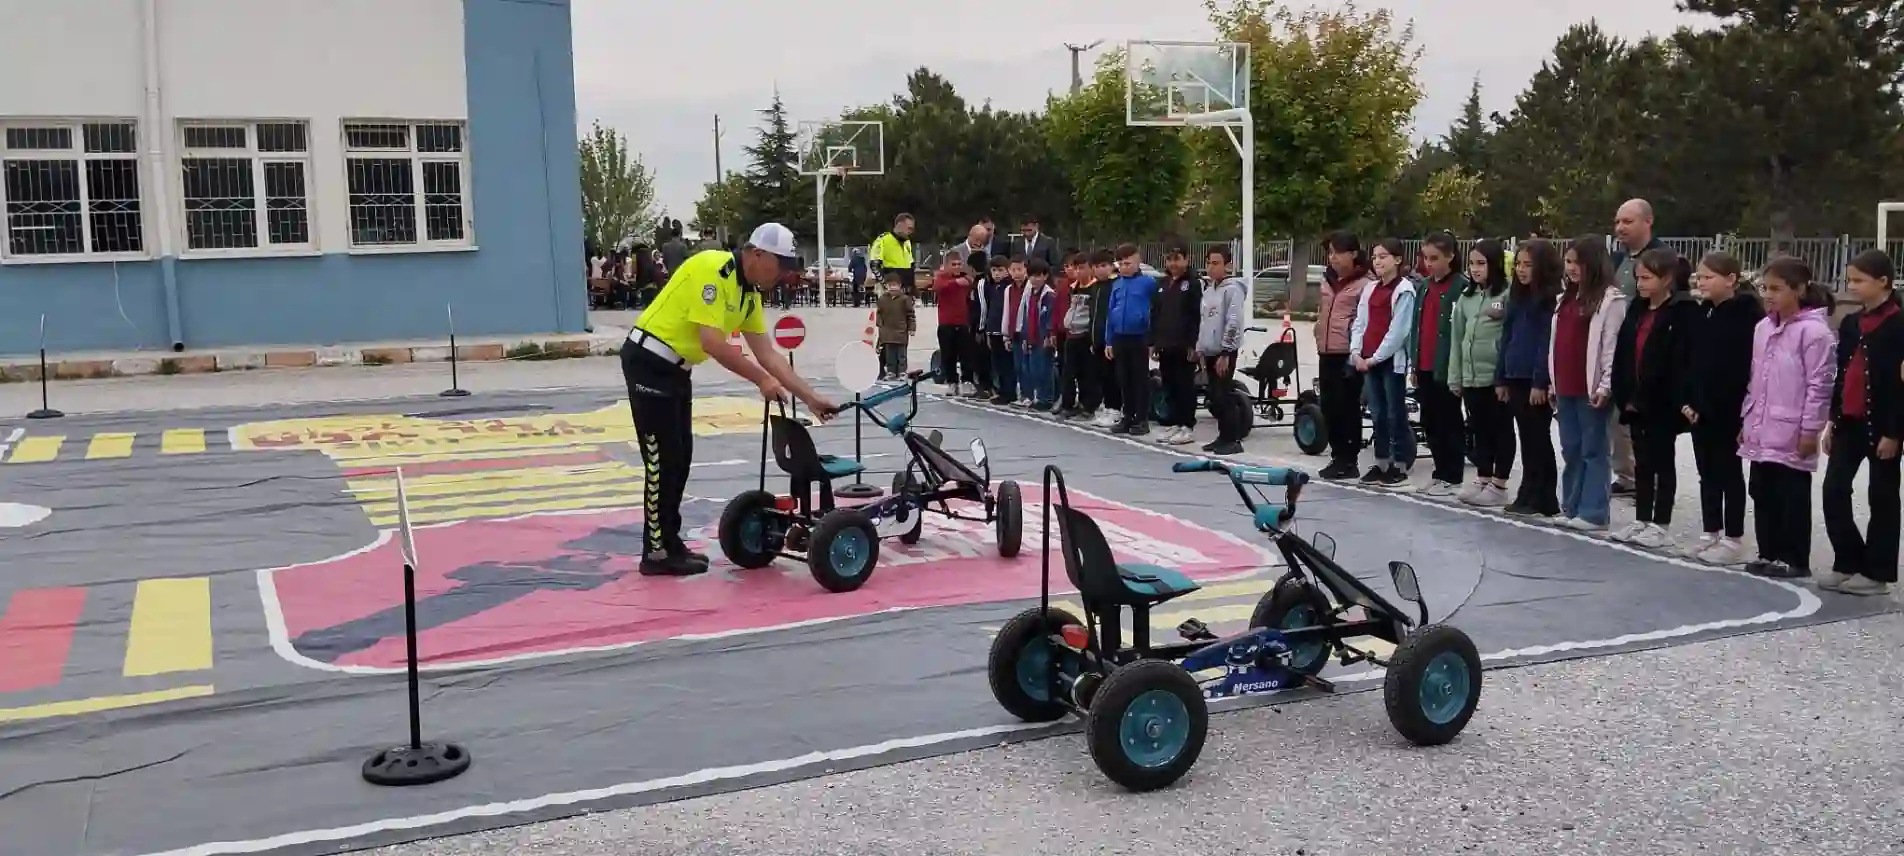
[1197,245,1249,454]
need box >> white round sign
[834,341,880,394]
[0,502,51,529]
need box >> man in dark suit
[1013,216,1060,270]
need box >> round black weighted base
[26,408,63,420]
[836,483,885,500]
[361,741,472,787]
[439,388,470,398]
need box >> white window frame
[341,119,475,254]
[176,119,318,258]
[0,118,150,264]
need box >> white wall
[0,0,469,256]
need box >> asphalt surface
[366,612,1904,856]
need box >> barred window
[1,121,144,259]
[343,121,470,248]
[179,121,312,252]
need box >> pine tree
[737,89,815,246]
[1445,78,1489,177]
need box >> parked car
[1253,264,1327,313]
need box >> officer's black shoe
[640,550,709,577]
[666,538,709,565]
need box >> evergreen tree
[737,89,815,245]
[1445,78,1489,177]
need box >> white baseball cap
[747,223,802,273]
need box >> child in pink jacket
[1738,256,1839,579]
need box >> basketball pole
[816,169,829,309]
[1185,106,1254,330]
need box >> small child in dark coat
[875,272,916,380]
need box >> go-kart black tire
[1229,380,1256,438]
[1086,660,1209,792]
[718,490,780,570]
[807,509,881,593]
[995,480,1023,558]
[893,471,925,545]
[987,605,1084,722]
[1293,403,1328,456]
[1250,579,1336,676]
[1150,374,1169,423]
[1382,623,1483,746]
[930,349,944,383]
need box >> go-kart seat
[1240,339,1297,394]
[1057,506,1200,607]
[770,414,862,485]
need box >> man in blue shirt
[1104,243,1159,436]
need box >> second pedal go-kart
[718,371,1024,594]
[985,460,1482,791]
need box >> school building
[0,0,587,355]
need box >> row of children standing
[1311,230,1899,597]
[912,243,1252,455]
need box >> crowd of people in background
[865,198,1900,597]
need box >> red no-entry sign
[773,315,807,350]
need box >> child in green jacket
[1446,239,1513,507]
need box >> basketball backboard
[795,120,885,176]
[1126,40,1250,126]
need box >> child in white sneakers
[1608,248,1697,549]
[1680,251,1762,564]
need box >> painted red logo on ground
[260,491,1272,672]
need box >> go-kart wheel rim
[1280,604,1326,671]
[1118,689,1191,769]
[1295,415,1319,448]
[1015,640,1059,702]
[828,527,871,578]
[738,514,766,555]
[1417,650,1473,725]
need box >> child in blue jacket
[1105,243,1159,435]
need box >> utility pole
[1063,40,1104,95]
[712,114,726,244]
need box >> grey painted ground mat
[0,386,1886,856]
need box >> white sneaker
[1700,537,1745,566]
[1471,484,1510,508]
[1419,480,1457,498]
[1563,517,1608,533]
[1607,521,1647,542]
[1812,568,1854,590]
[1839,576,1896,596]
[1630,523,1668,549]
[1170,427,1197,445]
[1682,533,1718,558]
[1153,426,1179,444]
[1093,410,1120,428]
[1455,481,1484,503]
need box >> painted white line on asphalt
[133,722,1052,856]
[0,426,22,460]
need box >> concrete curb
[0,332,621,382]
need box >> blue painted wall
[0,0,586,355]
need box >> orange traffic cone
[862,309,876,347]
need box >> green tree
[1669,0,1904,237]
[1481,24,1671,238]
[691,172,747,245]
[1444,78,1489,178]
[576,120,657,253]
[1417,166,1488,232]
[736,90,815,243]
[1201,0,1422,307]
[1045,52,1189,241]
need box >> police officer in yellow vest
[868,213,916,295]
[624,223,838,576]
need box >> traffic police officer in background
[624,223,838,577]
[868,213,916,295]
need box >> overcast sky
[572,0,1703,220]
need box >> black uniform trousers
[1823,418,1902,582]
[1204,353,1245,443]
[622,345,693,556]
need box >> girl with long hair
[1315,231,1375,480]
[1447,239,1513,506]
[1680,251,1763,564]
[1550,236,1627,532]
[1349,238,1420,487]
[1494,239,1564,518]
[1608,248,1699,549]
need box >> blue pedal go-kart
[718,371,1023,593]
[984,460,1482,791]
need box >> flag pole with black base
[440,303,470,398]
[362,468,472,786]
[26,314,63,420]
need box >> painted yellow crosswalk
[0,575,218,724]
[992,578,1398,659]
[3,428,219,464]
